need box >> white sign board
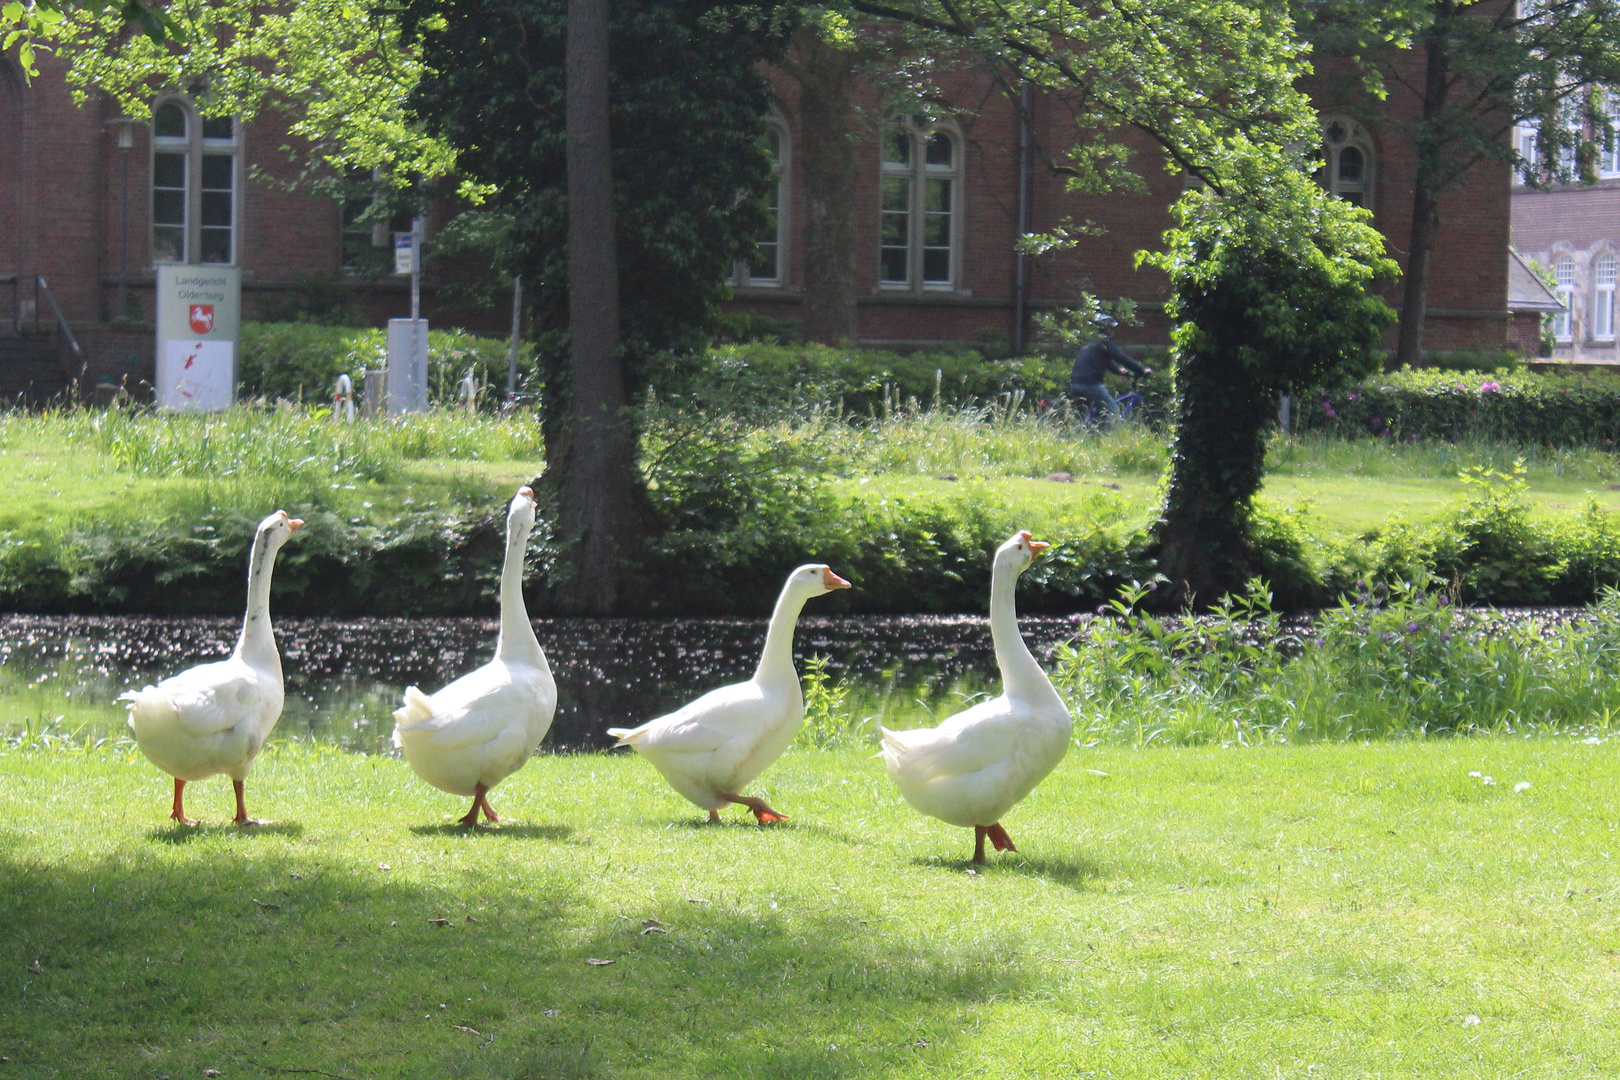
[394,232,415,276]
[155,265,241,411]
[386,318,429,413]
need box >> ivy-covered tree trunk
[1154,343,1276,605]
[1144,155,1397,609]
[553,0,648,614]
[781,28,860,345]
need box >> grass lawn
[2,738,1617,1079]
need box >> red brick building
[2,48,1519,400]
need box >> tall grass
[1050,578,1620,746]
[1268,430,1620,484]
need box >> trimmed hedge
[1300,366,1620,448]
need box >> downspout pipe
[1013,81,1032,356]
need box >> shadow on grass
[145,819,306,844]
[0,841,1034,1080]
[407,822,576,841]
[908,851,1108,890]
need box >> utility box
[154,265,241,411]
[385,318,429,414]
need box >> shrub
[1303,365,1620,448]
[237,322,537,406]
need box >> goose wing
[127,660,262,737]
[609,682,771,754]
[881,696,1021,781]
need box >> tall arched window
[1554,256,1576,342]
[151,98,239,265]
[1595,253,1616,341]
[1320,117,1374,208]
[746,120,788,286]
[880,121,960,290]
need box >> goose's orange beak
[518,486,534,500]
[822,567,852,590]
[1028,539,1049,555]
[288,518,304,532]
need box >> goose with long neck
[122,509,303,825]
[393,486,556,825]
[880,531,1071,863]
[608,564,852,823]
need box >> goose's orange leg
[232,780,251,825]
[458,783,491,826]
[478,786,500,823]
[720,794,788,824]
[973,825,987,864]
[707,809,721,823]
[170,778,197,826]
[972,823,1017,863]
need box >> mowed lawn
[1,739,1617,1079]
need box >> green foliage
[1305,365,1620,448]
[1144,151,1397,601]
[1056,574,1620,745]
[799,654,859,749]
[237,322,537,407]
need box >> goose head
[507,486,538,535]
[256,509,304,554]
[786,563,853,597]
[996,530,1049,575]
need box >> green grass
[2,738,1618,1078]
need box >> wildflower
[1147,581,1158,591]
[1406,622,1421,633]
[1481,775,1496,785]
[1438,595,1450,607]
[1349,392,1359,400]
[1322,400,1338,419]
[1468,771,1482,777]
[1514,781,1532,793]
[1381,631,1398,643]
[1480,381,1501,393]
[1584,735,1606,745]
[1464,1015,1482,1027]
[1096,604,1108,615]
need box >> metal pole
[506,274,523,400]
[411,215,424,410]
[116,137,131,322]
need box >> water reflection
[0,615,1079,752]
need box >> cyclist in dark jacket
[1068,318,1151,424]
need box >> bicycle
[1070,373,1147,426]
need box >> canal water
[0,614,1081,752]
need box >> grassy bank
[1,738,1617,1078]
[11,404,1620,613]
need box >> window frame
[1553,255,1576,343]
[1595,253,1616,341]
[149,95,240,267]
[1320,116,1375,210]
[743,118,789,288]
[878,120,963,292]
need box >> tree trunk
[1151,342,1275,608]
[1395,17,1453,368]
[784,28,860,345]
[552,0,647,614]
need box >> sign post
[386,218,428,413]
[155,265,241,411]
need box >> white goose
[880,531,1071,863]
[608,564,851,823]
[122,509,303,825]
[392,486,556,825]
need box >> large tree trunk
[1151,342,1275,608]
[783,29,860,345]
[551,0,648,614]
[1395,19,1453,368]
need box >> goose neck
[234,534,281,672]
[989,557,1044,695]
[754,583,810,686]
[495,524,546,669]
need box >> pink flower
[1322,400,1338,418]
[1349,392,1359,400]
[1480,381,1501,393]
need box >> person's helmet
[1094,313,1118,331]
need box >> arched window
[880,121,960,290]
[746,120,788,286]
[1320,117,1374,209]
[1553,256,1576,342]
[151,98,238,265]
[1595,254,1616,341]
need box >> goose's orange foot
[721,794,789,824]
[708,809,721,823]
[478,787,501,824]
[460,783,497,826]
[169,778,198,826]
[986,823,1017,852]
